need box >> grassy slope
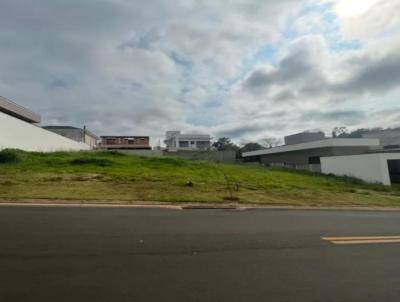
[1,150,400,206]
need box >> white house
[164,131,211,151]
[243,131,400,186]
[0,96,90,152]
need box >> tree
[333,126,399,139]
[212,137,239,151]
[260,137,282,149]
[345,127,383,138]
[236,142,264,158]
[240,142,264,153]
[332,127,349,138]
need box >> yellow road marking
[331,239,400,245]
[322,236,400,241]
[322,236,400,245]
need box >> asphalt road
[1,206,400,302]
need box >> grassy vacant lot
[0,149,400,207]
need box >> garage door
[388,160,400,184]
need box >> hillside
[1,149,400,207]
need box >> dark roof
[101,136,149,138]
[43,126,80,130]
[0,96,41,123]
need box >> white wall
[0,111,90,152]
[321,153,400,185]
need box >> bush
[70,157,113,167]
[0,149,20,164]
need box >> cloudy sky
[1,0,400,145]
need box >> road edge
[1,199,400,211]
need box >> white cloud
[221,30,400,139]
[0,0,399,144]
[332,0,400,39]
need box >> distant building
[0,96,90,152]
[164,131,211,151]
[43,126,99,148]
[362,130,400,149]
[100,136,151,150]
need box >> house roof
[101,136,149,138]
[0,96,41,123]
[242,138,381,157]
[165,134,211,140]
[43,126,80,130]
[177,134,211,139]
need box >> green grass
[1,149,400,207]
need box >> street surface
[1,205,400,302]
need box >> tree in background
[213,136,284,158]
[261,137,282,149]
[330,127,400,138]
[237,142,264,158]
[344,127,383,138]
[240,142,264,153]
[212,137,239,151]
[332,126,349,138]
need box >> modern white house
[243,132,380,168]
[164,131,211,151]
[0,96,90,152]
[242,131,400,185]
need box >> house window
[179,141,189,148]
[128,138,135,144]
[196,141,210,149]
[308,156,321,164]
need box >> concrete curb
[0,202,182,210]
[181,205,239,210]
[1,200,400,211]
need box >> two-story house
[164,131,211,151]
[100,136,151,150]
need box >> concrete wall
[84,133,98,148]
[46,128,83,142]
[165,150,236,163]
[259,146,372,166]
[0,112,90,152]
[321,153,400,185]
[100,149,235,162]
[114,150,164,157]
[44,127,98,148]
